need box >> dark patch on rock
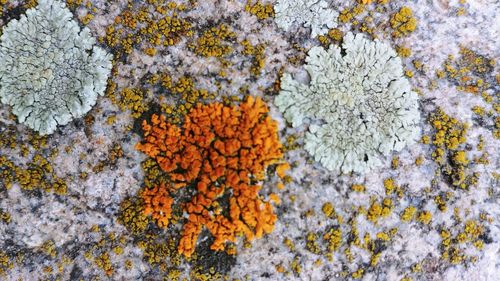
[480,229,493,244]
[192,231,236,275]
[373,239,388,254]
[261,272,271,278]
[1,5,28,23]
[70,264,83,280]
[132,103,163,136]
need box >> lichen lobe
[274,0,338,37]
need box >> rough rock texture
[0,0,498,280]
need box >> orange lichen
[276,163,290,178]
[141,183,174,228]
[136,96,285,257]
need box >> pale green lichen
[0,0,112,135]
[274,0,338,37]
[275,32,420,173]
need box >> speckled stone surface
[0,0,498,280]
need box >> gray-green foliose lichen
[275,32,421,174]
[274,0,338,38]
[0,0,112,135]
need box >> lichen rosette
[0,0,112,135]
[275,32,420,173]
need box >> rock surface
[0,0,498,280]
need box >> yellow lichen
[306,232,321,254]
[0,208,10,224]
[117,87,149,118]
[417,211,432,225]
[351,184,366,193]
[383,178,396,195]
[191,24,236,57]
[241,39,267,76]
[245,0,274,20]
[324,227,342,252]
[396,45,412,58]
[118,198,149,235]
[440,217,487,264]
[400,206,416,222]
[352,268,364,279]
[367,198,392,224]
[390,7,417,37]
[453,150,469,165]
[322,202,335,218]
[103,2,192,58]
[156,74,214,119]
[415,155,424,166]
[429,108,479,189]
[283,237,296,252]
[0,251,13,276]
